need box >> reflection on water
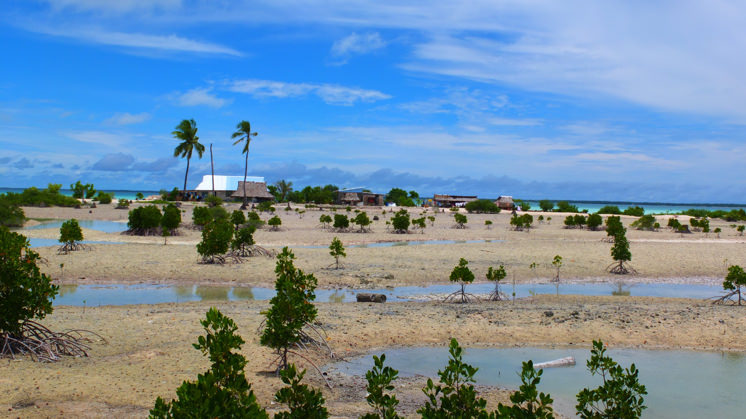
[332,346,746,419]
[327,290,346,303]
[611,282,631,296]
[58,284,78,297]
[195,286,230,301]
[25,220,128,233]
[232,287,255,301]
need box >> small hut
[232,181,275,203]
[334,190,385,206]
[495,196,514,210]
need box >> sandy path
[2,296,744,418]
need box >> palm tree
[275,179,293,202]
[231,120,258,209]
[172,119,205,197]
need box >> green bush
[232,225,256,253]
[2,186,79,208]
[352,212,372,232]
[230,210,246,229]
[623,206,645,216]
[95,191,113,204]
[268,215,282,231]
[257,201,275,212]
[597,205,621,214]
[197,219,233,263]
[511,213,534,231]
[0,228,59,336]
[391,210,410,233]
[496,360,555,418]
[59,219,83,245]
[274,364,328,418]
[205,195,223,207]
[0,198,25,227]
[539,200,554,212]
[464,199,500,214]
[564,215,576,227]
[556,201,579,213]
[160,187,180,202]
[329,237,346,269]
[453,213,468,228]
[333,214,349,230]
[135,192,145,200]
[128,205,162,233]
[605,216,624,238]
[723,265,746,305]
[319,214,332,228]
[209,206,229,222]
[116,199,130,209]
[261,247,318,370]
[576,340,647,418]
[362,354,400,419]
[192,206,211,227]
[630,214,656,231]
[515,199,531,211]
[71,180,96,199]
[385,188,416,207]
[161,204,182,233]
[149,308,268,418]
[587,213,603,230]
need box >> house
[231,181,275,203]
[188,175,264,200]
[495,196,515,210]
[433,194,478,208]
[334,189,385,206]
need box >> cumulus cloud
[105,112,151,125]
[228,79,391,105]
[176,87,231,108]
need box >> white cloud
[331,32,386,63]
[176,88,231,108]
[105,112,151,125]
[228,79,391,105]
[44,0,181,14]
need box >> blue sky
[2,1,745,202]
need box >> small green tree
[268,215,282,231]
[197,219,233,264]
[486,265,507,301]
[496,360,555,419]
[149,308,269,419]
[58,219,84,253]
[391,209,410,234]
[231,225,256,256]
[161,204,182,234]
[485,220,493,229]
[552,255,563,283]
[564,215,576,228]
[261,247,318,371]
[511,214,534,231]
[454,213,468,228]
[353,211,372,232]
[539,200,554,212]
[428,215,436,226]
[231,210,246,231]
[737,225,745,236]
[135,192,144,200]
[576,340,647,419]
[70,180,96,199]
[605,216,623,241]
[716,265,746,305]
[608,229,633,275]
[127,205,163,235]
[95,191,113,204]
[274,364,328,418]
[205,195,223,208]
[587,214,603,231]
[464,199,500,213]
[192,206,212,228]
[319,214,332,229]
[329,237,346,269]
[714,227,722,238]
[362,354,400,419]
[444,258,477,303]
[630,215,656,231]
[418,338,489,417]
[333,214,350,231]
[257,201,274,213]
[412,217,426,233]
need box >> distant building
[334,189,385,206]
[231,181,275,203]
[188,175,265,200]
[495,196,515,210]
[433,194,478,208]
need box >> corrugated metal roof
[194,175,264,191]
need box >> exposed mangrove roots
[711,289,744,305]
[57,242,91,255]
[1,320,106,362]
[443,284,480,303]
[487,284,508,301]
[230,245,276,258]
[607,261,637,275]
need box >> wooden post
[210,143,215,197]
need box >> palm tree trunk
[241,148,249,209]
[183,157,191,198]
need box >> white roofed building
[187,175,266,200]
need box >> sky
[1,0,746,202]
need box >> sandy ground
[20,202,746,288]
[5,203,746,418]
[3,296,745,418]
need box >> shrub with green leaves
[231,225,256,256]
[486,265,507,301]
[319,214,332,229]
[556,201,579,213]
[412,217,426,233]
[209,206,229,222]
[196,219,233,263]
[268,215,282,231]
[362,354,400,419]
[721,264,746,305]
[0,228,59,338]
[576,340,647,419]
[573,214,587,228]
[445,258,476,303]
[515,199,531,211]
[609,228,632,274]
[353,211,372,232]
[333,213,350,230]
[257,200,275,212]
[623,206,645,216]
[205,195,223,207]
[94,191,113,204]
[127,205,162,234]
[161,204,181,234]
[2,186,79,208]
[274,364,328,419]
[115,199,130,209]
[587,213,603,231]
[564,215,576,228]
[605,216,624,239]
[247,211,264,228]
[391,210,410,233]
[71,180,96,199]
[418,338,489,417]
[738,225,745,236]
[511,213,534,231]
[261,247,318,370]
[149,308,269,419]
[59,219,84,251]
[160,187,180,202]
[539,200,554,212]
[630,214,656,231]
[329,237,346,269]
[192,206,211,227]
[496,360,555,418]
[597,205,621,215]
[230,210,246,230]
[453,213,468,228]
[0,198,25,227]
[464,199,500,214]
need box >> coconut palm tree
[275,179,293,202]
[231,120,258,209]
[172,119,205,197]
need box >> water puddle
[330,346,746,419]
[29,238,125,247]
[25,220,128,233]
[53,282,721,307]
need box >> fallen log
[534,356,576,369]
[356,293,387,303]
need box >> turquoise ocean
[0,187,160,201]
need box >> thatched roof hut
[495,196,514,210]
[232,181,274,201]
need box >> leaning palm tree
[275,179,293,202]
[172,119,205,198]
[231,120,258,209]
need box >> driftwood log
[356,293,387,303]
[534,356,576,369]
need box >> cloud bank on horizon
[1,0,745,202]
